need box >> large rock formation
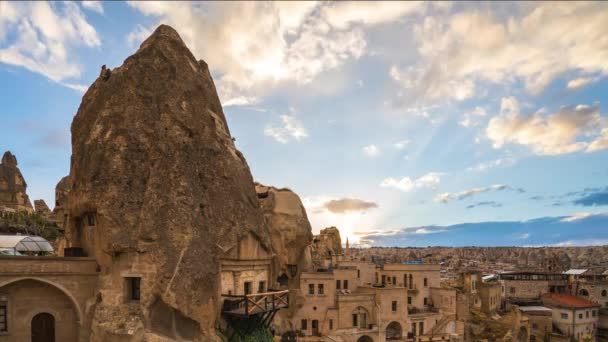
[311,226,343,267]
[34,199,51,216]
[255,183,313,284]
[51,176,71,229]
[0,151,33,212]
[66,25,269,341]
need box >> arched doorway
[386,321,403,340]
[357,335,374,342]
[31,313,55,342]
[579,289,589,296]
[0,279,79,341]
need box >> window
[318,284,324,295]
[419,322,424,335]
[408,296,412,305]
[603,290,607,297]
[561,313,568,319]
[382,275,386,285]
[532,323,538,330]
[127,277,141,301]
[258,281,266,294]
[579,313,583,319]
[344,280,349,290]
[392,276,396,285]
[244,281,252,295]
[411,323,417,337]
[392,301,398,312]
[424,278,428,287]
[301,319,307,330]
[424,297,428,306]
[409,274,413,289]
[510,287,516,294]
[308,283,315,295]
[404,274,407,287]
[353,307,368,329]
[336,280,341,289]
[86,212,96,226]
[593,310,597,317]
[0,304,6,332]
[357,270,360,278]
[329,319,334,330]
[312,320,318,333]
[586,311,589,318]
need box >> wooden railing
[222,290,289,317]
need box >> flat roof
[564,269,588,275]
[518,306,552,312]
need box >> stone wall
[0,256,98,342]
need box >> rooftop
[542,293,600,309]
[518,306,552,313]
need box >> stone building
[542,293,600,341]
[499,271,569,307]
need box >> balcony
[408,306,439,316]
[222,290,289,317]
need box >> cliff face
[0,151,33,213]
[67,25,268,341]
[256,184,313,284]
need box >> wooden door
[31,313,55,342]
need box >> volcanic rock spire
[67,24,269,340]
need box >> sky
[1,1,608,247]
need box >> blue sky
[1,1,608,246]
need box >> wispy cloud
[317,198,378,214]
[380,172,442,192]
[573,187,608,207]
[264,112,308,143]
[393,139,411,150]
[466,201,502,209]
[362,144,380,157]
[81,1,104,14]
[467,157,516,172]
[435,184,524,204]
[460,106,486,128]
[567,76,598,90]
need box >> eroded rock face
[255,183,313,284]
[51,176,71,229]
[67,25,268,341]
[34,199,51,216]
[311,226,343,267]
[0,151,33,213]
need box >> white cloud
[322,1,425,29]
[264,113,308,143]
[126,1,424,103]
[380,172,442,192]
[0,2,100,90]
[413,227,447,235]
[435,184,511,203]
[467,157,516,172]
[81,1,104,14]
[560,212,593,223]
[517,232,530,240]
[393,140,411,150]
[486,97,607,155]
[126,24,152,47]
[567,76,598,90]
[362,144,380,157]
[392,2,608,103]
[460,106,486,127]
[221,96,260,107]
